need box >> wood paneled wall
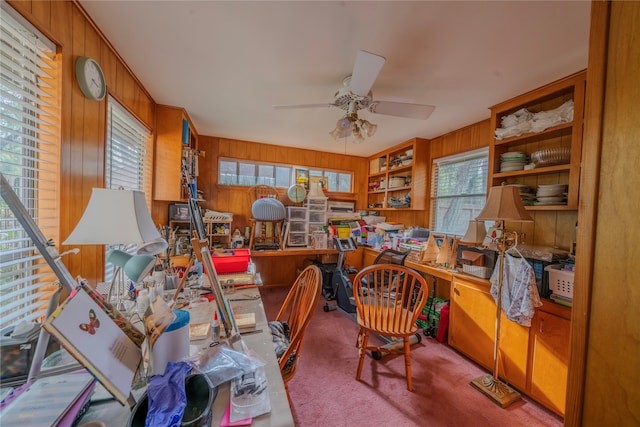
[8,0,156,284]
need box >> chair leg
[403,336,413,391]
[356,328,369,380]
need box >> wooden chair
[273,265,322,396]
[247,185,285,250]
[353,264,429,391]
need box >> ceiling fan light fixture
[360,119,377,138]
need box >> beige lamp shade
[64,188,163,245]
[460,220,487,245]
[476,185,533,222]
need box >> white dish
[536,196,566,203]
[501,151,526,158]
[538,184,567,189]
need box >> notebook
[0,370,94,426]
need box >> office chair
[353,264,429,391]
[271,265,322,398]
[372,248,410,266]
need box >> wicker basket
[462,264,492,279]
[545,264,574,298]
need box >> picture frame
[169,203,190,220]
[295,169,309,189]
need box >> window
[218,158,353,192]
[104,98,152,281]
[430,149,488,236]
[0,6,60,329]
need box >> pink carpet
[260,286,563,427]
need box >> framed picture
[295,169,309,189]
[169,203,190,220]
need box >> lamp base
[470,373,521,408]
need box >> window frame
[218,157,354,193]
[430,148,489,237]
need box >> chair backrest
[353,264,428,334]
[248,184,280,204]
[373,248,410,266]
[274,265,322,377]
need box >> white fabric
[490,254,542,327]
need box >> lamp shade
[64,188,162,245]
[136,237,169,256]
[106,249,132,268]
[123,255,156,283]
[460,220,487,245]
[476,186,533,222]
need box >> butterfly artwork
[79,309,100,335]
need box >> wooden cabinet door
[498,310,530,391]
[449,279,495,369]
[449,277,530,391]
[529,309,570,416]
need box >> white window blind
[104,98,152,282]
[106,97,152,198]
[0,5,60,329]
[431,149,488,236]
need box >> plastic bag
[189,344,264,388]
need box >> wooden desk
[79,287,293,426]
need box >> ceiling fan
[273,50,435,142]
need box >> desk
[80,287,293,426]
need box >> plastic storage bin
[287,207,307,221]
[211,249,251,274]
[545,264,574,298]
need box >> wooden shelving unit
[366,137,429,210]
[488,70,586,210]
[154,105,201,201]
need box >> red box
[211,249,251,274]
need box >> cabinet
[449,274,570,416]
[366,138,429,210]
[528,301,571,416]
[488,70,586,210]
[154,105,200,201]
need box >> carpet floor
[259,286,564,427]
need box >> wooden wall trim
[565,1,609,426]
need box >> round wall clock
[75,56,106,101]
[287,184,307,203]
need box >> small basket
[545,264,574,299]
[462,264,492,279]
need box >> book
[0,370,94,426]
[43,286,142,405]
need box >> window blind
[430,148,488,236]
[0,5,60,329]
[104,98,152,282]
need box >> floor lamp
[470,185,533,408]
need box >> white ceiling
[79,1,591,157]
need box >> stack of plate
[535,184,567,205]
[508,184,536,205]
[500,151,528,172]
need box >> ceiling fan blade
[369,101,435,120]
[273,103,336,110]
[349,50,385,96]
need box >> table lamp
[470,185,532,408]
[64,188,166,305]
[106,249,156,309]
[460,219,487,246]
